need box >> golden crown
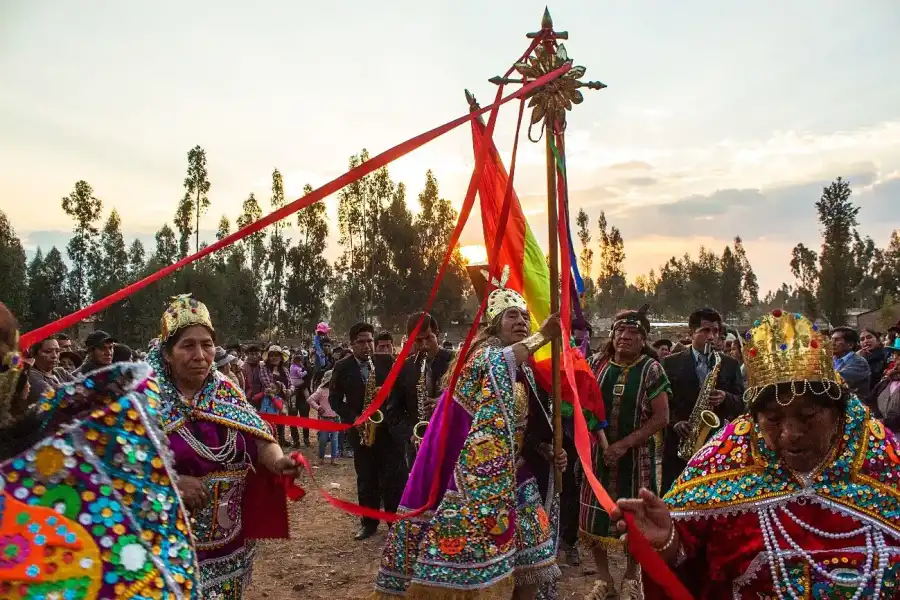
[483,265,527,322]
[743,310,841,405]
[0,331,26,427]
[160,294,214,343]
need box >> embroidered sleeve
[644,358,672,402]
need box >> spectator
[113,343,134,363]
[307,370,339,465]
[831,327,871,398]
[375,331,394,355]
[58,350,82,373]
[55,333,73,353]
[27,337,73,406]
[652,339,673,360]
[74,331,116,376]
[859,328,891,391]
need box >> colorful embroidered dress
[579,353,670,548]
[372,342,561,599]
[642,397,900,599]
[0,363,199,599]
[147,344,283,600]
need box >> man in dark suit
[329,322,401,540]
[386,312,454,471]
[661,308,745,493]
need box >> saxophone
[359,356,383,448]
[677,342,723,460]
[412,352,429,449]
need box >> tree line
[574,176,898,327]
[0,146,470,346]
[1,158,897,345]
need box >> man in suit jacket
[329,322,401,540]
[831,327,872,398]
[661,308,745,493]
[385,312,454,471]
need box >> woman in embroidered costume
[372,270,568,600]
[146,295,300,600]
[580,307,671,600]
[613,311,900,599]
[0,301,200,599]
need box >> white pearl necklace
[757,504,888,600]
[178,426,240,465]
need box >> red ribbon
[553,136,692,600]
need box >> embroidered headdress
[482,265,527,323]
[160,294,214,343]
[743,310,842,407]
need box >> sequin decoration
[374,344,559,597]
[665,397,900,535]
[0,363,199,599]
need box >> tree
[873,231,900,305]
[378,182,422,329]
[414,170,468,328]
[154,224,179,265]
[790,242,819,318]
[61,180,103,309]
[127,240,146,279]
[576,208,596,321]
[286,184,332,337]
[733,236,759,307]
[175,145,212,258]
[265,168,289,333]
[595,211,627,315]
[92,210,130,333]
[848,231,878,309]
[719,245,743,322]
[236,193,266,336]
[815,177,859,325]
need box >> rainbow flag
[470,114,605,430]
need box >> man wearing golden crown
[611,310,900,599]
[371,267,567,600]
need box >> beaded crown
[160,294,214,343]
[0,330,25,427]
[482,265,527,323]
[743,310,841,406]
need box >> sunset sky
[2,1,899,295]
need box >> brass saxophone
[412,352,429,449]
[359,356,383,448]
[677,343,723,460]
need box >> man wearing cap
[73,330,116,377]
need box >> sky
[2,0,899,296]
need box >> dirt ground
[244,444,617,600]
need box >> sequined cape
[146,345,275,443]
[643,396,900,599]
[372,342,560,599]
[0,363,199,599]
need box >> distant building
[856,303,900,333]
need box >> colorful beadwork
[0,363,199,599]
[373,343,559,597]
[664,397,900,597]
[146,345,275,443]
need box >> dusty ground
[244,444,623,600]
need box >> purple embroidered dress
[148,345,278,600]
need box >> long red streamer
[18,58,568,350]
[553,136,692,600]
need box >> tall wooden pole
[545,127,563,491]
[489,6,606,493]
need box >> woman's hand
[271,454,300,477]
[539,443,568,470]
[603,441,628,466]
[177,475,209,512]
[539,313,562,341]
[612,488,673,549]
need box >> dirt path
[243,446,610,600]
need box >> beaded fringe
[578,530,624,550]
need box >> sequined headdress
[482,265,527,323]
[743,310,842,407]
[0,330,25,427]
[160,294,214,343]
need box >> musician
[329,322,402,540]
[385,312,453,470]
[661,307,745,494]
